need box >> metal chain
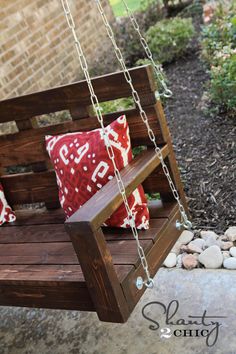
[61,0,154,289]
[95,0,192,231]
[120,0,172,98]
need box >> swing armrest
[64,147,169,323]
[65,145,168,230]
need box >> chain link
[120,0,172,98]
[95,0,192,231]
[61,0,154,288]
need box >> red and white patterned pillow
[45,115,149,229]
[0,183,16,226]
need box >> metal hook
[176,219,193,231]
[158,89,173,99]
[136,276,154,290]
[183,219,193,230]
[145,278,155,289]
[163,89,173,98]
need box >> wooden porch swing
[0,0,191,323]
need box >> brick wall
[0,0,114,100]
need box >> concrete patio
[0,268,235,354]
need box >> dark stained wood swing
[0,65,189,323]
[0,0,192,323]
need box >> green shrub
[201,19,236,64]
[162,0,198,17]
[140,0,157,11]
[99,98,134,114]
[91,1,166,74]
[201,3,236,116]
[145,17,195,64]
[114,1,166,67]
[210,53,236,115]
[179,0,203,20]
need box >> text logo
[142,300,226,347]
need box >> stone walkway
[0,268,235,354]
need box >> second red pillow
[0,183,16,226]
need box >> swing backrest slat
[0,66,156,123]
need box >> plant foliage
[145,17,195,63]
[201,3,236,116]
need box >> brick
[0,49,16,62]
[0,0,114,100]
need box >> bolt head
[176,220,182,230]
[136,276,144,290]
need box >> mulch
[164,51,236,234]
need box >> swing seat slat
[0,65,188,323]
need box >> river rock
[190,238,206,249]
[229,247,236,258]
[183,243,202,254]
[171,242,181,255]
[223,257,236,270]
[187,240,204,253]
[220,241,234,251]
[218,234,229,242]
[222,251,230,260]
[182,254,198,270]
[198,245,223,269]
[200,230,219,241]
[171,230,194,255]
[163,252,177,268]
[225,227,236,242]
[176,254,183,268]
[204,236,221,249]
[178,230,194,245]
